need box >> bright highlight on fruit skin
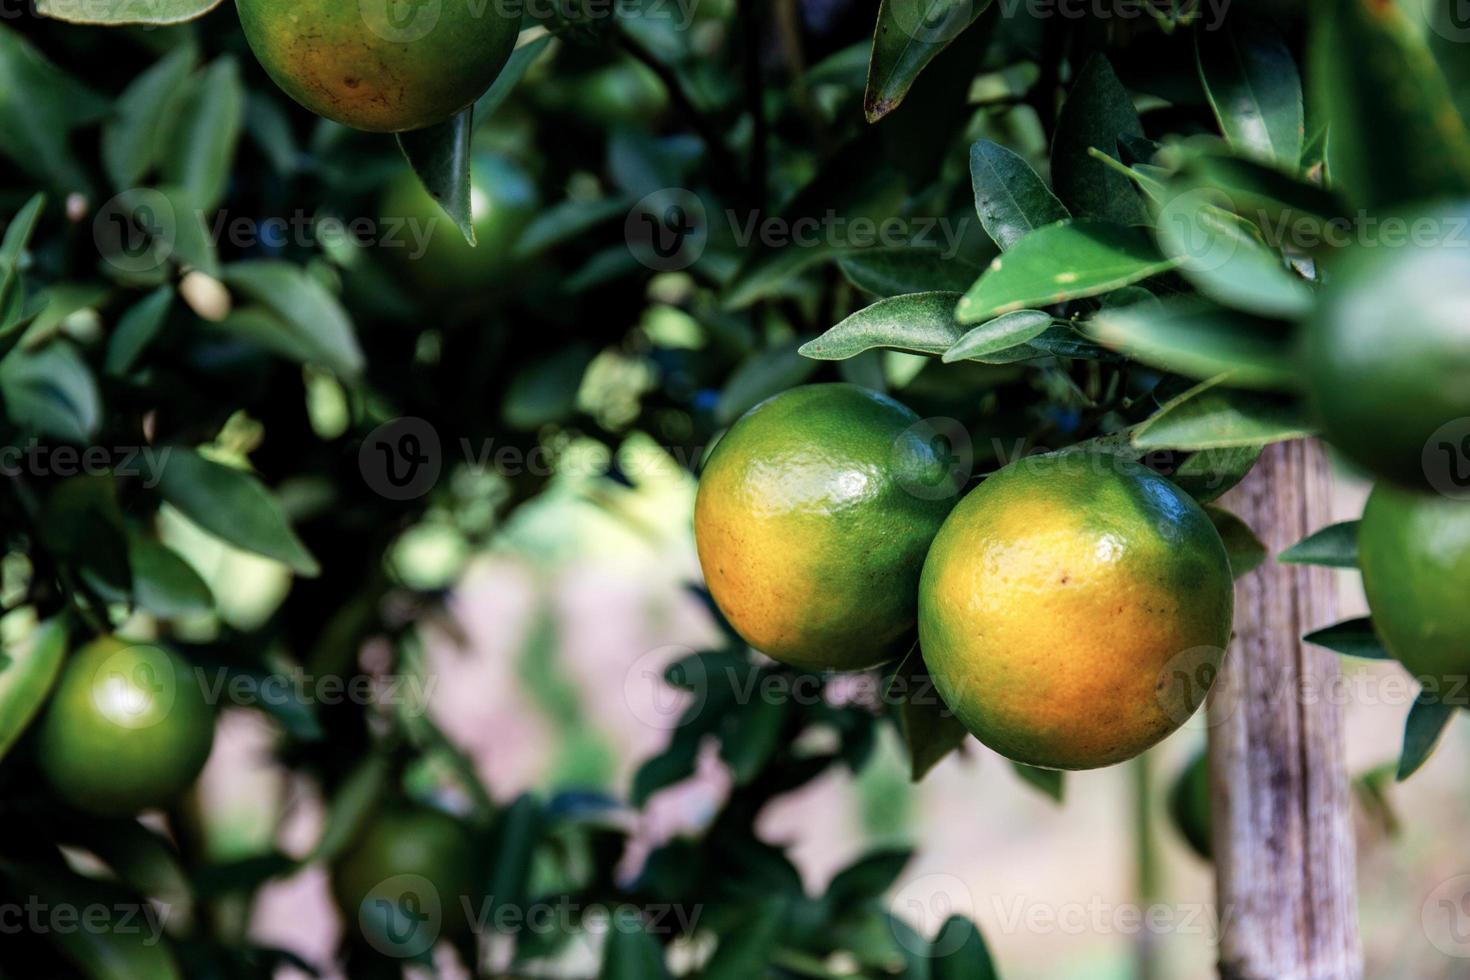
[918,453,1235,771]
[694,384,958,672]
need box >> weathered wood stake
[1209,439,1362,980]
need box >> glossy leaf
[1398,694,1455,781]
[801,292,965,360]
[969,139,1068,251]
[1171,444,1264,503]
[1086,298,1297,390]
[0,618,66,761]
[1196,22,1304,167]
[957,220,1179,323]
[1011,762,1065,803]
[1132,376,1312,450]
[473,34,554,126]
[1304,617,1390,660]
[396,107,476,245]
[1278,520,1359,568]
[942,309,1052,362]
[1310,0,1470,209]
[36,0,223,24]
[864,0,995,122]
[220,261,363,378]
[161,57,246,213]
[1050,55,1147,225]
[155,448,320,576]
[1206,505,1268,579]
[102,42,198,189]
[838,247,983,297]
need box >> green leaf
[1132,375,1312,450]
[1310,0,1470,209]
[716,340,819,424]
[0,193,45,341]
[942,309,1052,362]
[0,24,107,195]
[1050,55,1147,225]
[1303,617,1390,660]
[1011,762,1065,803]
[1205,504,1267,579]
[220,262,363,378]
[1170,445,1264,503]
[889,648,970,781]
[1152,189,1314,318]
[36,0,223,24]
[864,0,995,122]
[128,533,213,619]
[1398,693,1455,781]
[969,139,1069,251]
[95,186,220,279]
[161,57,246,213]
[720,691,789,785]
[0,618,66,762]
[1085,298,1297,390]
[825,849,914,912]
[312,755,391,862]
[514,196,634,258]
[0,341,101,443]
[501,343,596,430]
[602,910,672,980]
[105,286,173,376]
[1196,21,1304,167]
[1278,520,1359,568]
[155,448,320,576]
[930,915,1000,980]
[397,107,475,245]
[801,292,965,360]
[103,42,198,190]
[473,34,553,126]
[838,247,983,297]
[957,220,1179,323]
[41,475,131,600]
[55,816,193,927]
[485,794,543,920]
[702,898,787,980]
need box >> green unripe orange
[1358,483,1470,696]
[37,638,216,816]
[918,454,1234,770]
[236,0,520,132]
[331,806,480,956]
[694,384,959,671]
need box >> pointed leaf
[864,0,995,122]
[942,309,1052,362]
[957,220,1179,323]
[969,139,1069,251]
[128,533,213,618]
[1279,520,1359,568]
[0,618,67,762]
[801,292,964,360]
[103,42,198,189]
[1086,297,1297,390]
[220,261,363,378]
[1304,617,1390,660]
[397,107,475,245]
[105,286,174,376]
[931,915,1000,980]
[1011,762,1064,803]
[36,0,224,24]
[1050,55,1147,225]
[473,34,553,126]
[602,916,671,980]
[161,57,246,213]
[1132,375,1312,450]
[155,448,320,576]
[1206,504,1267,579]
[1171,444,1264,503]
[838,247,983,297]
[1398,694,1455,781]
[1196,21,1304,167]
[889,648,970,780]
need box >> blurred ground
[237,445,1470,979]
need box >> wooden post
[1208,439,1362,980]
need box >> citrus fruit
[694,384,959,671]
[236,0,519,133]
[379,151,538,296]
[1358,483,1470,696]
[36,637,215,816]
[1167,749,1212,860]
[918,453,1234,770]
[331,805,480,955]
[1304,206,1470,489]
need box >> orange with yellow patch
[919,453,1233,769]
